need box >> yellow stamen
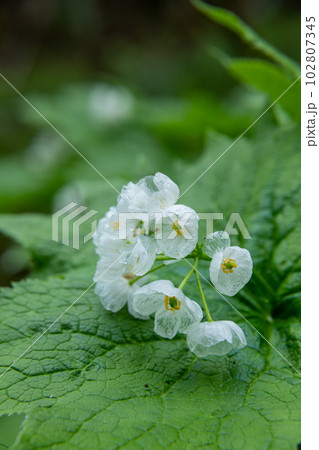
[112,221,119,230]
[123,273,135,281]
[164,295,181,314]
[221,258,237,274]
[133,222,145,237]
[172,220,183,237]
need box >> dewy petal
[94,278,129,313]
[127,294,150,320]
[149,172,180,211]
[133,280,181,316]
[96,208,147,260]
[210,246,253,296]
[179,297,203,333]
[117,181,150,213]
[208,251,223,286]
[96,231,156,277]
[154,305,181,339]
[95,267,149,319]
[133,280,201,338]
[117,172,179,213]
[93,206,120,247]
[187,321,247,357]
[157,204,199,258]
[95,232,131,259]
[125,239,156,276]
[94,206,142,249]
[203,231,230,258]
[93,255,127,282]
[139,234,158,261]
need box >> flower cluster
[94,173,253,358]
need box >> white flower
[204,231,253,296]
[117,172,180,213]
[93,206,120,247]
[93,206,147,250]
[125,239,156,276]
[187,321,247,357]
[94,258,149,320]
[157,204,199,259]
[117,173,199,259]
[94,173,199,283]
[94,207,156,276]
[133,280,203,339]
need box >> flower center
[112,221,119,230]
[172,220,183,237]
[221,258,237,273]
[133,221,146,237]
[164,295,181,314]
[123,273,135,281]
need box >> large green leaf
[0,121,300,448]
[1,272,300,449]
[190,0,300,77]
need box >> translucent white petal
[133,280,180,316]
[178,297,203,333]
[117,172,179,213]
[157,204,199,258]
[149,172,180,211]
[117,181,150,213]
[95,233,131,259]
[95,269,149,318]
[127,294,150,320]
[210,246,253,296]
[125,239,156,276]
[203,231,230,258]
[187,321,247,357]
[208,251,223,286]
[93,206,119,247]
[139,234,158,257]
[94,278,129,312]
[93,255,126,282]
[154,305,181,339]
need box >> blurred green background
[0,0,300,286]
[0,1,300,446]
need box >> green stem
[155,255,175,261]
[196,251,211,261]
[129,263,166,285]
[178,262,197,290]
[155,252,211,262]
[194,258,213,322]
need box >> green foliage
[0,121,300,448]
[210,52,301,121]
[191,0,300,77]
[191,0,301,124]
[0,3,300,448]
